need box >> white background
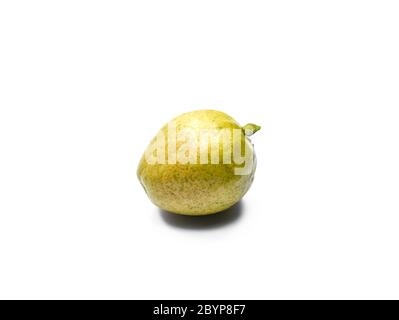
[0,1,399,299]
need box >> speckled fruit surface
[137,110,260,215]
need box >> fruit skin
[137,110,259,216]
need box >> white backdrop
[1,1,399,299]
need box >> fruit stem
[243,123,261,136]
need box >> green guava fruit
[137,110,260,215]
